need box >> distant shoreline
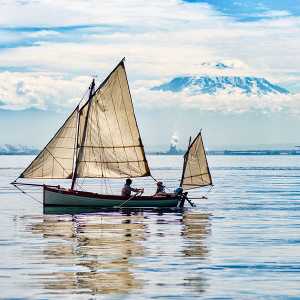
[3,150,300,156]
[0,152,39,155]
[150,149,300,156]
[210,150,300,156]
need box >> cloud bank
[133,83,300,114]
[0,0,299,113]
[0,72,90,110]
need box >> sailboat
[12,58,212,208]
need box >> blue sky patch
[0,24,126,50]
[1,24,117,33]
[183,0,300,21]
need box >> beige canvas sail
[181,132,212,190]
[75,61,150,178]
[20,108,78,179]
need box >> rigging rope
[78,85,91,108]
[76,178,88,192]
[150,175,174,193]
[203,184,214,198]
[151,173,213,198]
[14,184,43,205]
[188,185,214,199]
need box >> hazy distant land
[2,144,300,156]
[0,144,39,155]
[149,143,300,156]
[151,149,300,156]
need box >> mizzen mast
[71,79,95,190]
[180,131,212,190]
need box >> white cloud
[0,71,90,110]
[2,70,300,150]
[0,0,215,27]
[0,0,300,112]
[27,30,61,38]
[1,69,299,115]
[133,87,300,114]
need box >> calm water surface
[0,155,300,299]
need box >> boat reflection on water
[181,212,211,294]
[43,206,183,215]
[26,208,211,298]
[182,212,210,257]
[28,211,147,296]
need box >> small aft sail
[74,60,151,179]
[20,108,78,179]
[180,131,212,190]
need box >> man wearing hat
[155,181,166,195]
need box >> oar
[115,191,143,208]
[185,196,196,207]
[179,193,195,208]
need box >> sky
[1,0,300,149]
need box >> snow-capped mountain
[152,75,289,96]
[0,144,39,155]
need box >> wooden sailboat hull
[44,186,180,208]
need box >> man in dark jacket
[121,178,144,197]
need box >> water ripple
[0,155,300,298]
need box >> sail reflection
[27,213,146,296]
[181,211,211,294]
[25,210,211,297]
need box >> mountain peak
[201,62,233,70]
[151,75,289,96]
[0,144,39,155]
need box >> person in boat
[121,178,144,197]
[155,181,166,195]
[154,181,174,197]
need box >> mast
[71,79,95,190]
[72,58,150,180]
[180,136,192,187]
[15,58,150,186]
[200,131,213,186]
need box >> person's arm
[131,187,144,193]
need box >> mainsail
[20,107,78,179]
[19,59,150,184]
[180,132,212,190]
[74,60,150,179]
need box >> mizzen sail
[75,60,150,179]
[180,132,212,190]
[20,107,78,179]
